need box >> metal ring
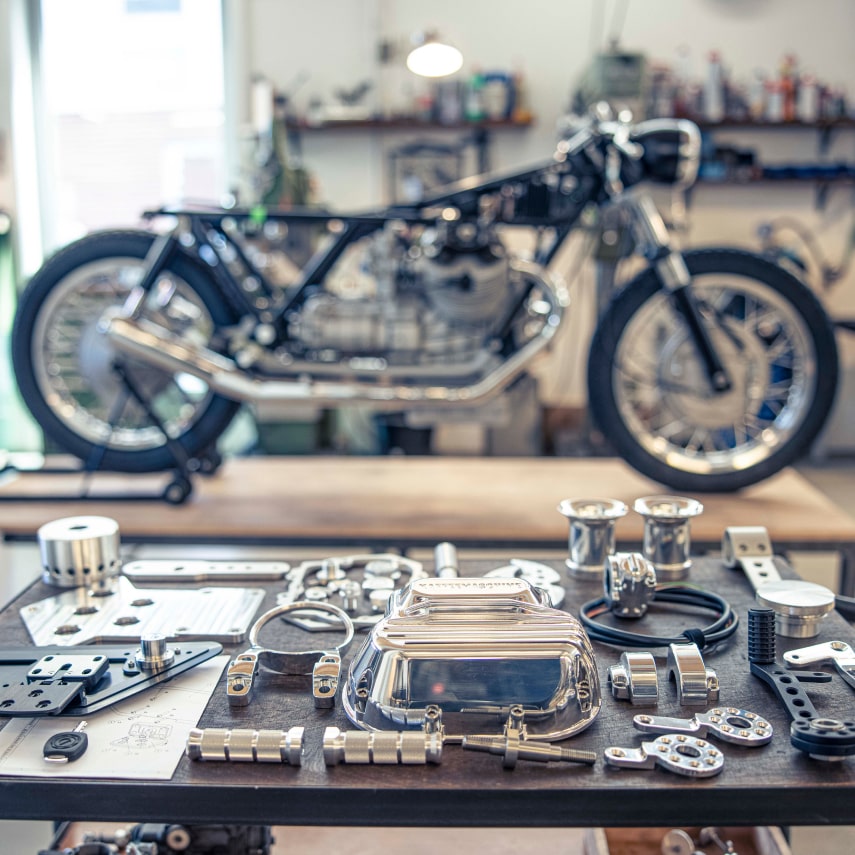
[247,600,355,675]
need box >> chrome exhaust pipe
[104,262,566,409]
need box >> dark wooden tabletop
[1,554,854,828]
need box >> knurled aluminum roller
[38,516,121,588]
[186,727,303,764]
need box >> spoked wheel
[587,249,838,492]
[12,230,241,473]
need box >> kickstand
[0,364,199,505]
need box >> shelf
[284,117,534,133]
[698,175,854,185]
[283,116,535,177]
[695,118,855,131]
[695,174,854,209]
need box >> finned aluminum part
[38,516,121,588]
[343,576,601,740]
[604,734,724,777]
[557,498,627,576]
[666,643,719,706]
[608,651,659,705]
[633,496,703,581]
[186,726,303,764]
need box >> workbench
[1,457,854,594]
[1,551,854,829]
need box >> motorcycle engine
[289,222,514,360]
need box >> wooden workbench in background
[0,457,853,592]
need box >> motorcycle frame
[120,123,728,392]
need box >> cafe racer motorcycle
[11,111,838,492]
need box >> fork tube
[137,231,178,292]
[119,231,179,319]
[630,195,731,393]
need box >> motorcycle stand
[0,364,216,506]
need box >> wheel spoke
[599,259,823,482]
[31,253,216,452]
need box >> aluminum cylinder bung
[37,515,121,588]
[342,576,601,740]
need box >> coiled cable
[578,584,738,650]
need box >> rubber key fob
[43,728,89,763]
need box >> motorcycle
[11,110,839,493]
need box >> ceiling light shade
[406,35,463,78]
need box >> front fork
[119,230,180,319]
[630,194,732,393]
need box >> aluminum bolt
[462,734,597,768]
[135,633,175,671]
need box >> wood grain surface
[1,554,854,828]
[0,457,853,552]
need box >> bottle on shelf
[748,69,767,121]
[703,51,725,122]
[779,54,798,122]
[510,70,533,124]
[464,68,486,122]
[797,73,820,124]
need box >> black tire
[587,248,838,492]
[12,230,241,473]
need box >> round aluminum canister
[38,515,121,588]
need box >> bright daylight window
[39,0,226,249]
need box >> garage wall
[238,0,855,429]
[0,1,852,445]
[240,0,855,202]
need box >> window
[38,0,227,249]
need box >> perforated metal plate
[20,577,264,646]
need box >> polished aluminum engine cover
[343,577,601,740]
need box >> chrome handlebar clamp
[667,642,719,706]
[227,601,355,707]
[608,651,659,705]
